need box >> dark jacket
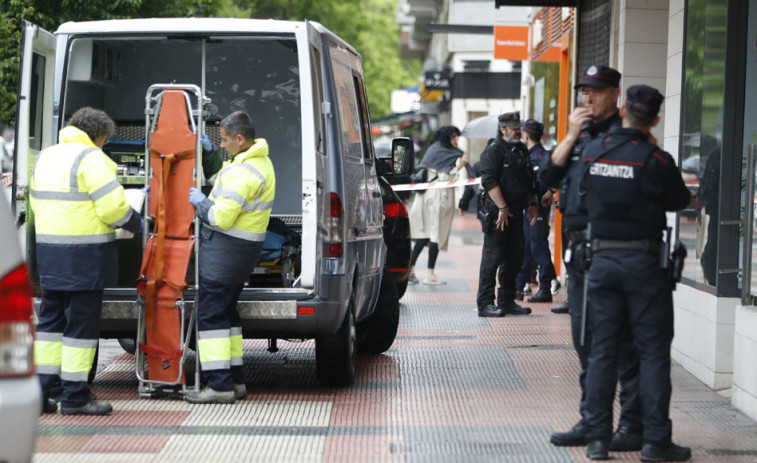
[479,137,535,207]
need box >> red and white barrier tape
[390,177,481,192]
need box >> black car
[378,176,411,298]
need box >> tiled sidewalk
[35,214,757,462]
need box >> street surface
[35,215,757,462]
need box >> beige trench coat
[408,168,459,251]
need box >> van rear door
[297,21,325,289]
[14,21,56,254]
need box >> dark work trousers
[584,250,674,446]
[565,235,641,432]
[37,289,102,407]
[197,277,246,391]
[477,209,525,309]
[515,207,556,290]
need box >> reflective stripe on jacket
[207,138,275,242]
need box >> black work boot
[514,289,524,301]
[551,300,569,314]
[640,442,691,462]
[586,440,610,460]
[528,287,553,303]
[499,300,532,315]
[609,425,642,451]
[61,399,113,416]
[550,422,587,446]
[478,304,505,317]
[41,398,58,415]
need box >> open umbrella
[461,115,500,139]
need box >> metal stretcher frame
[135,83,209,397]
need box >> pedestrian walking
[32,107,143,415]
[515,119,556,303]
[541,65,643,449]
[185,111,276,404]
[475,112,537,317]
[408,126,467,285]
[580,85,691,461]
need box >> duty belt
[591,238,659,254]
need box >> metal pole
[742,144,756,304]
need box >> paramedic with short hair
[32,107,143,416]
[186,111,276,404]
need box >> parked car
[0,194,40,462]
[15,19,412,388]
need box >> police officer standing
[542,65,642,450]
[185,111,276,404]
[476,112,538,317]
[515,119,556,303]
[580,85,691,461]
[32,107,143,415]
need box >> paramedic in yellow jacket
[31,107,143,415]
[185,111,276,404]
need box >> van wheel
[357,267,400,355]
[315,296,356,387]
[117,337,137,355]
[396,278,408,299]
[87,344,99,385]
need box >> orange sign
[494,25,529,61]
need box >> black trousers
[476,209,524,309]
[584,250,674,446]
[565,235,641,432]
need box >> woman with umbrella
[408,126,467,285]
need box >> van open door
[296,21,324,289]
[14,21,56,256]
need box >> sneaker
[640,442,691,462]
[551,279,561,295]
[185,386,235,404]
[523,283,532,295]
[422,275,446,285]
[60,400,113,416]
[233,383,248,400]
[408,272,419,285]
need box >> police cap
[625,85,664,119]
[574,64,621,89]
[522,119,543,137]
[498,111,521,129]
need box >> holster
[477,191,497,233]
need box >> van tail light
[325,193,344,258]
[0,263,35,377]
[383,202,408,219]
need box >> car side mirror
[390,137,414,176]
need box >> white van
[13,18,412,386]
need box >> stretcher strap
[145,152,193,326]
[138,343,184,370]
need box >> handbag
[410,167,436,194]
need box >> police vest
[580,134,664,240]
[558,113,622,227]
[498,140,534,206]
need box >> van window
[352,73,373,162]
[310,46,325,156]
[63,36,302,218]
[29,53,46,151]
[328,50,363,160]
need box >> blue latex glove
[145,184,150,202]
[200,134,213,153]
[139,216,145,233]
[189,187,207,206]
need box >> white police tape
[390,177,481,192]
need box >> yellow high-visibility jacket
[30,126,141,290]
[206,138,276,242]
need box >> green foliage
[0,0,418,124]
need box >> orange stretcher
[135,85,206,397]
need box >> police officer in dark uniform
[541,65,642,450]
[580,85,691,461]
[476,112,538,317]
[515,119,556,303]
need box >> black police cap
[522,119,543,137]
[625,85,664,119]
[498,111,521,129]
[574,64,621,89]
